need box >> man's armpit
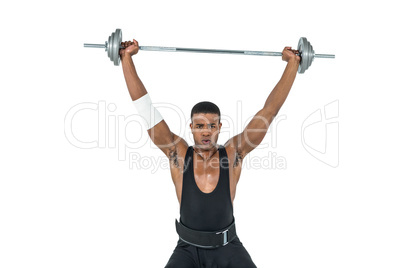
[168,147,180,168]
[234,150,244,168]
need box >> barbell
[84,28,335,73]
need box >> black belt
[175,219,237,248]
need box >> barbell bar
[84,29,335,73]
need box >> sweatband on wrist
[132,93,163,130]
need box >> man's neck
[193,145,219,162]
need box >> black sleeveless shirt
[180,145,234,232]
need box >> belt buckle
[216,228,229,246]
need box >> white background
[1,0,401,267]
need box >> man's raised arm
[120,40,183,157]
[225,47,300,158]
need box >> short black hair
[191,101,221,123]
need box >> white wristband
[132,93,163,130]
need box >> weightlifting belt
[175,219,237,248]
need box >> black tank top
[180,145,234,232]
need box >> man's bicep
[224,129,262,160]
[147,120,175,154]
[230,109,275,156]
[147,120,188,158]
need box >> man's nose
[202,129,211,135]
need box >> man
[120,39,300,267]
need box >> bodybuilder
[120,39,300,267]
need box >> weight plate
[108,33,113,61]
[297,37,307,73]
[113,29,122,66]
[297,37,303,73]
[309,40,315,69]
[110,32,116,62]
[306,39,313,71]
[111,32,117,62]
[112,32,118,64]
[305,39,312,71]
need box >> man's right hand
[281,46,300,63]
[120,39,140,58]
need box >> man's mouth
[202,139,211,145]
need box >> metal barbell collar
[84,28,335,72]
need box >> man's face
[190,113,222,150]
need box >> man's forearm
[121,54,148,101]
[263,59,299,116]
